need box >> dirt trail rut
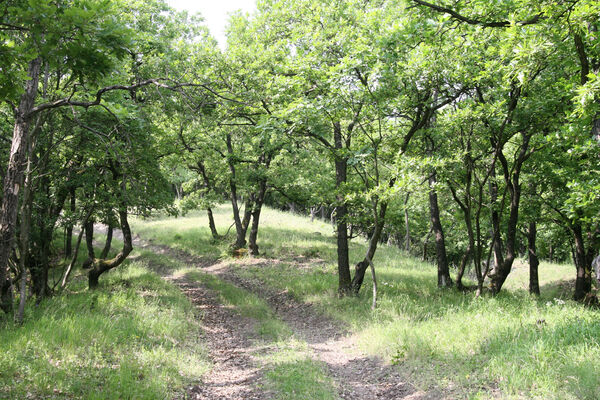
[110,229,440,399]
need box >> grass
[0,245,210,399]
[132,204,600,400]
[136,250,338,400]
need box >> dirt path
[170,274,267,400]
[204,260,435,400]
[104,227,439,399]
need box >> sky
[167,0,257,48]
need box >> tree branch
[411,0,543,28]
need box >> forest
[1,0,600,399]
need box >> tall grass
[133,204,600,399]
[0,254,209,399]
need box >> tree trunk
[429,171,452,288]
[334,122,351,295]
[99,224,113,259]
[489,134,530,294]
[207,207,219,239]
[489,169,505,275]
[226,133,252,251]
[88,209,133,289]
[65,187,76,258]
[82,220,95,269]
[573,223,591,301]
[61,210,93,289]
[248,180,268,256]
[233,198,253,251]
[16,137,34,324]
[404,193,410,252]
[351,201,388,294]
[455,244,471,291]
[527,221,540,296]
[0,57,42,314]
[197,161,219,239]
[422,227,432,261]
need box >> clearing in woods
[126,205,600,400]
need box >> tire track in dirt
[106,227,442,399]
[96,229,270,400]
[203,260,438,400]
[170,273,268,400]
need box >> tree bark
[404,193,411,252]
[99,224,113,259]
[422,227,432,261]
[333,122,351,295]
[88,209,133,289]
[489,167,505,275]
[0,57,42,314]
[573,223,591,301]
[429,171,452,288]
[226,133,252,250]
[248,179,268,256]
[351,201,388,294]
[527,221,540,296]
[82,220,95,269]
[489,134,530,294]
[65,187,76,258]
[232,197,253,251]
[196,161,219,239]
[16,136,34,324]
[61,210,93,290]
[207,207,219,239]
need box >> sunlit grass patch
[131,204,600,399]
[0,255,209,400]
[265,357,338,400]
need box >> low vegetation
[0,251,209,399]
[133,205,600,400]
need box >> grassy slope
[0,245,209,399]
[132,205,600,400]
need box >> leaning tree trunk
[88,209,133,289]
[351,201,388,294]
[0,57,42,313]
[99,224,113,259]
[527,221,540,296]
[428,171,452,288]
[206,207,219,239]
